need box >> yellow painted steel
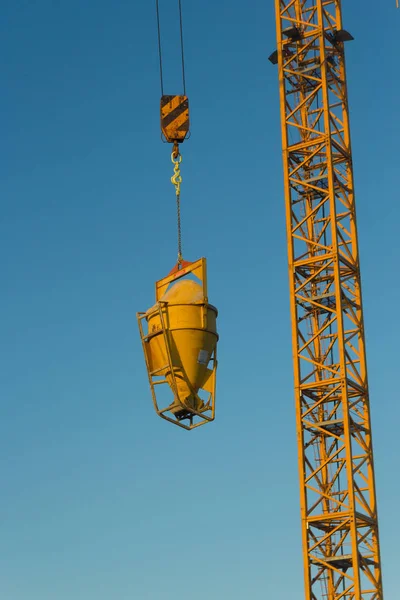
[274,1,383,598]
[160,95,189,144]
[137,258,218,430]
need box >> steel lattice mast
[273,1,383,598]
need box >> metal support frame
[274,1,383,598]
[137,258,217,431]
[155,258,208,302]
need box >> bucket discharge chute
[137,258,218,430]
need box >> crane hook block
[160,95,189,144]
[137,258,218,430]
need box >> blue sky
[1,1,399,598]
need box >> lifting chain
[171,142,183,264]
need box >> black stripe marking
[176,120,189,133]
[161,95,177,108]
[161,99,189,129]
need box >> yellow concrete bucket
[137,258,218,430]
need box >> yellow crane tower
[270,1,384,598]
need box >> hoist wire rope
[155,0,188,263]
[176,187,183,262]
[155,0,187,96]
[155,0,164,95]
[178,0,187,95]
[171,152,183,263]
